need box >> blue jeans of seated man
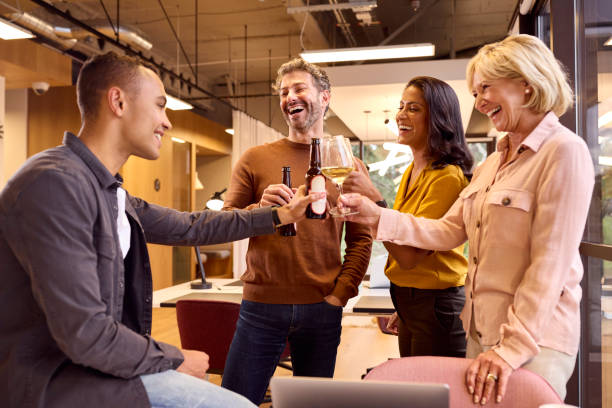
[221,300,343,405]
[141,369,256,408]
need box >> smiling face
[121,68,172,160]
[279,70,329,133]
[471,70,531,135]
[396,85,429,152]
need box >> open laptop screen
[271,376,449,408]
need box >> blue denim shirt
[0,132,275,408]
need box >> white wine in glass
[321,136,358,217]
[321,166,353,185]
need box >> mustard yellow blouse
[384,162,468,289]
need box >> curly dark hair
[274,57,330,93]
[406,76,473,174]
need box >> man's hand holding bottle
[273,185,326,226]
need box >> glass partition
[567,0,612,405]
[584,1,612,404]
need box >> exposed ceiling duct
[9,12,77,49]
[62,24,153,51]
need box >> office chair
[364,356,563,407]
[176,299,241,374]
[175,299,292,376]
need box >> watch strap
[375,199,388,208]
[271,207,282,227]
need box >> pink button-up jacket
[377,112,594,368]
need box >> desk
[153,278,394,315]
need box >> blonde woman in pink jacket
[340,34,594,405]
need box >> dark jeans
[221,299,343,405]
[390,283,466,358]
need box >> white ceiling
[325,59,477,142]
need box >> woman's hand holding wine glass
[320,135,358,217]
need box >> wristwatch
[271,207,283,227]
[375,199,388,208]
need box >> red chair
[176,299,241,374]
[175,299,292,375]
[364,356,563,408]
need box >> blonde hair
[466,34,573,116]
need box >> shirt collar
[495,111,559,154]
[63,131,122,189]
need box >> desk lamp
[206,188,226,211]
[191,247,212,289]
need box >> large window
[352,140,490,262]
[548,0,612,406]
[582,2,612,406]
[352,142,412,260]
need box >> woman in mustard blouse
[343,76,473,357]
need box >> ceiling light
[166,95,193,110]
[287,1,376,14]
[368,143,413,176]
[599,156,612,167]
[225,128,235,135]
[300,43,435,63]
[0,18,34,40]
[382,142,412,154]
[598,111,612,128]
[605,36,612,47]
[384,118,399,136]
[171,137,186,143]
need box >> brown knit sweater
[223,138,373,305]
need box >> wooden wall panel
[121,143,174,290]
[27,86,80,157]
[0,40,72,89]
[167,110,231,154]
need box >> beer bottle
[279,166,297,236]
[305,138,326,219]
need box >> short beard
[286,101,322,132]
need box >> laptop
[270,376,449,408]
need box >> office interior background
[0,0,609,406]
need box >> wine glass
[321,135,358,217]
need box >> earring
[525,88,531,94]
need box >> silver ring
[486,373,498,382]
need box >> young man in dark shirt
[0,52,319,408]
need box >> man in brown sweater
[221,58,373,405]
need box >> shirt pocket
[485,188,534,246]
[93,234,117,306]
[486,189,534,212]
[94,234,116,260]
[459,183,481,228]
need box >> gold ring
[486,373,498,382]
